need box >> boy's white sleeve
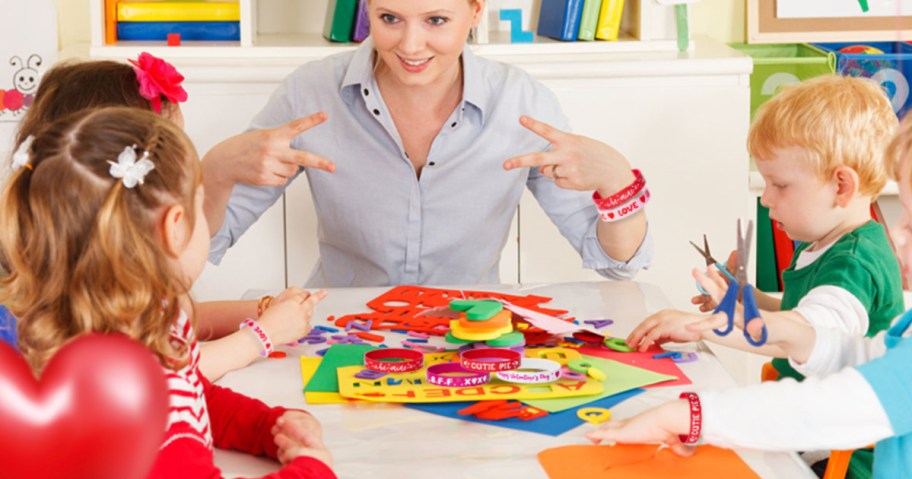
[701,369,893,451]
[791,327,887,376]
[791,285,867,335]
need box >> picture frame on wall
[748,0,912,44]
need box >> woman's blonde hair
[748,75,898,197]
[0,107,201,374]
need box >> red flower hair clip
[128,52,188,114]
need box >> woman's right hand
[202,112,335,188]
[257,288,326,345]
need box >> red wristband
[592,169,646,209]
[364,348,424,373]
[678,392,702,445]
[460,348,522,372]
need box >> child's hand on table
[585,400,695,457]
[273,411,333,467]
[626,309,705,351]
[258,288,327,345]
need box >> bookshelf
[89,0,688,59]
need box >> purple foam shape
[355,369,387,379]
[584,319,615,329]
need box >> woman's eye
[380,13,398,24]
[428,16,448,26]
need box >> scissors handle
[711,282,739,336]
[740,284,767,346]
[695,262,737,296]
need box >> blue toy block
[499,9,533,43]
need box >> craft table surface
[213,281,815,479]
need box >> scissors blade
[736,220,754,285]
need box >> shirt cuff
[582,221,653,280]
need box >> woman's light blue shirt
[209,39,653,287]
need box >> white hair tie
[108,145,155,188]
[11,136,33,171]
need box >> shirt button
[363,88,369,96]
[373,109,380,115]
[428,162,436,166]
[451,122,457,128]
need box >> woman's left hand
[503,115,635,194]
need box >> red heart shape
[0,334,169,479]
[639,195,646,203]
[606,212,615,219]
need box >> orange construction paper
[538,444,760,479]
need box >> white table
[214,281,815,478]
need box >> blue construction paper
[405,388,644,436]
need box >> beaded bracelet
[592,169,646,210]
[678,392,702,445]
[240,318,274,357]
[597,188,651,223]
[257,295,273,318]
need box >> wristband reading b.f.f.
[426,363,490,387]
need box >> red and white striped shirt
[146,310,337,479]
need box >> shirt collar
[340,39,489,125]
[886,308,912,349]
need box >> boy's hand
[273,411,333,467]
[258,288,327,345]
[690,250,737,312]
[626,309,705,351]
[585,400,695,457]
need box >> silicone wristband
[364,348,424,373]
[240,318,273,357]
[592,169,646,209]
[679,392,702,445]
[597,188,651,223]
[460,348,522,372]
[426,363,491,387]
[494,358,561,384]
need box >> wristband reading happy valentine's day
[460,348,522,372]
[592,169,646,210]
[678,392,702,445]
[494,358,561,384]
[364,348,424,373]
[426,363,491,387]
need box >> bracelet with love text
[597,188,650,223]
[240,318,274,357]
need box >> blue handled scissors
[712,219,767,346]
[689,234,737,295]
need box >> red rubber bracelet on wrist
[592,169,646,209]
[460,348,522,372]
[678,392,702,445]
[363,348,424,373]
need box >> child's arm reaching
[194,300,259,340]
[587,367,893,453]
[199,289,326,381]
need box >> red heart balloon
[0,334,169,479]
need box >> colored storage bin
[813,42,912,118]
[729,43,836,119]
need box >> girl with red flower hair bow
[11,53,326,383]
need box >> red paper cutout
[329,285,573,336]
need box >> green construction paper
[524,355,676,412]
[303,344,377,393]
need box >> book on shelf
[105,0,118,44]
[323,0,358,42]
[537,0,585,42]
[595,0,625,41]
[351,0,370,42]
[577,0,601,41]
[116,2,241,22]
[117,21,241,41]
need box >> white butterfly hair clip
[108,145,155,189]
[12,135,34,171]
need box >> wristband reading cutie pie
[240,318,273,357]
[460,348,522,372]
[364,348,424,373]
[426,363,491,387]
[679,392,702,445]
